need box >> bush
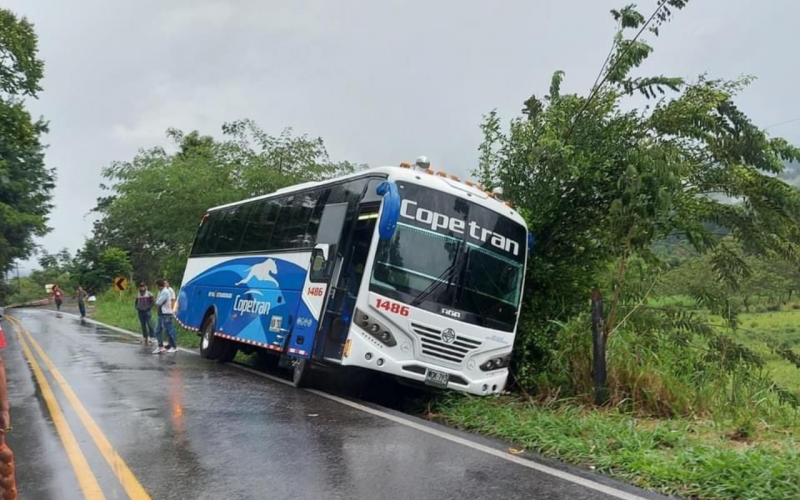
[523,314,798,424]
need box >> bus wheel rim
[202,328,211,349]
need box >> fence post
[591,287,607,405]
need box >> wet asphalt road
[2,308,668,500]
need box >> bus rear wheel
[292,358,311,388]
[217,339,238,363]
[199,314,223,360]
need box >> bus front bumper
[342,330,508,396]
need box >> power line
[765,118,800,130]
[566,1,673,141]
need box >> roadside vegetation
[91,289,199,349]
[4,1,800,499]
[0,9,54,305]
[437,397,799,500]
[436,2,800,499]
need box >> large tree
[0,9,53,301]
[88,120,359,286]
[476,1,800,386]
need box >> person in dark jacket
[135,282,155,344]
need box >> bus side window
[216,204,252,253]
[272,192,321,249]
[270,195,298,249]
[191,213,216,256]
[361,178,385,203]
[310,203,349,282]
[202,209,229,255]
[240,198,281,253]
[306,188,332,243]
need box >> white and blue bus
[175,161,529,395]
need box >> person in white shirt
[152,280,177,354]
[165,280,176,312]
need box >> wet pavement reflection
[3,309,661,500]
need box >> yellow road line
[7,316,107,500]
[11,316,154,500]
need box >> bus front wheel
[199,314,223,360]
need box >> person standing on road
[165,280,176,312]
[152,279,174,342]
[76,286,88,318]
[152,280,177,354]
[52,284,63,311]
[135,282,155,345]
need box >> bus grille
[410,322,482,364]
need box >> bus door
[319,204,379,360]
[286,203,349,359]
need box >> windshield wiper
[411,247,461,307]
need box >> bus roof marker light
[436,170,447,177]
[400,161,411,168]
[375,180,400,241]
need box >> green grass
[708,307,800,394]
[436,396,800,500]
[734,309,800,393]
[436,303,800,500]
[647,294,698,309]
[91,290,200,348]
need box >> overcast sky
[8,0,800,272]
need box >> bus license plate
[425,369,449,388]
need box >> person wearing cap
[134,282,155,344]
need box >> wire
[765,118,800,130]
[565,1,673,141]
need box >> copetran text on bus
[233,294,272,315]
[400,199,521,256]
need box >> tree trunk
[591,288,607,406]
[604,223,636,339]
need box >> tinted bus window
[190,214,215,256]
[272,192,320,248]
[240,198,281,252]
[307,188,332,242]
[216,203,252,253]
[202,209,229,254]
[361,178,384,203]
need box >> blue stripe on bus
[177,256,309,350]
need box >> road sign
[113,277,127,292]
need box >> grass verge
[435,396,799,500]
[91,289,200,348]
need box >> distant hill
[781,160,800,187]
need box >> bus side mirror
[376,180,400,241]
[528,234,534,255]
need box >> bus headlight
[355,308,397,347]
[479,354,510,371]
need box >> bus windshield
[370,182,526,332]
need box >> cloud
[3,0,798,270]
